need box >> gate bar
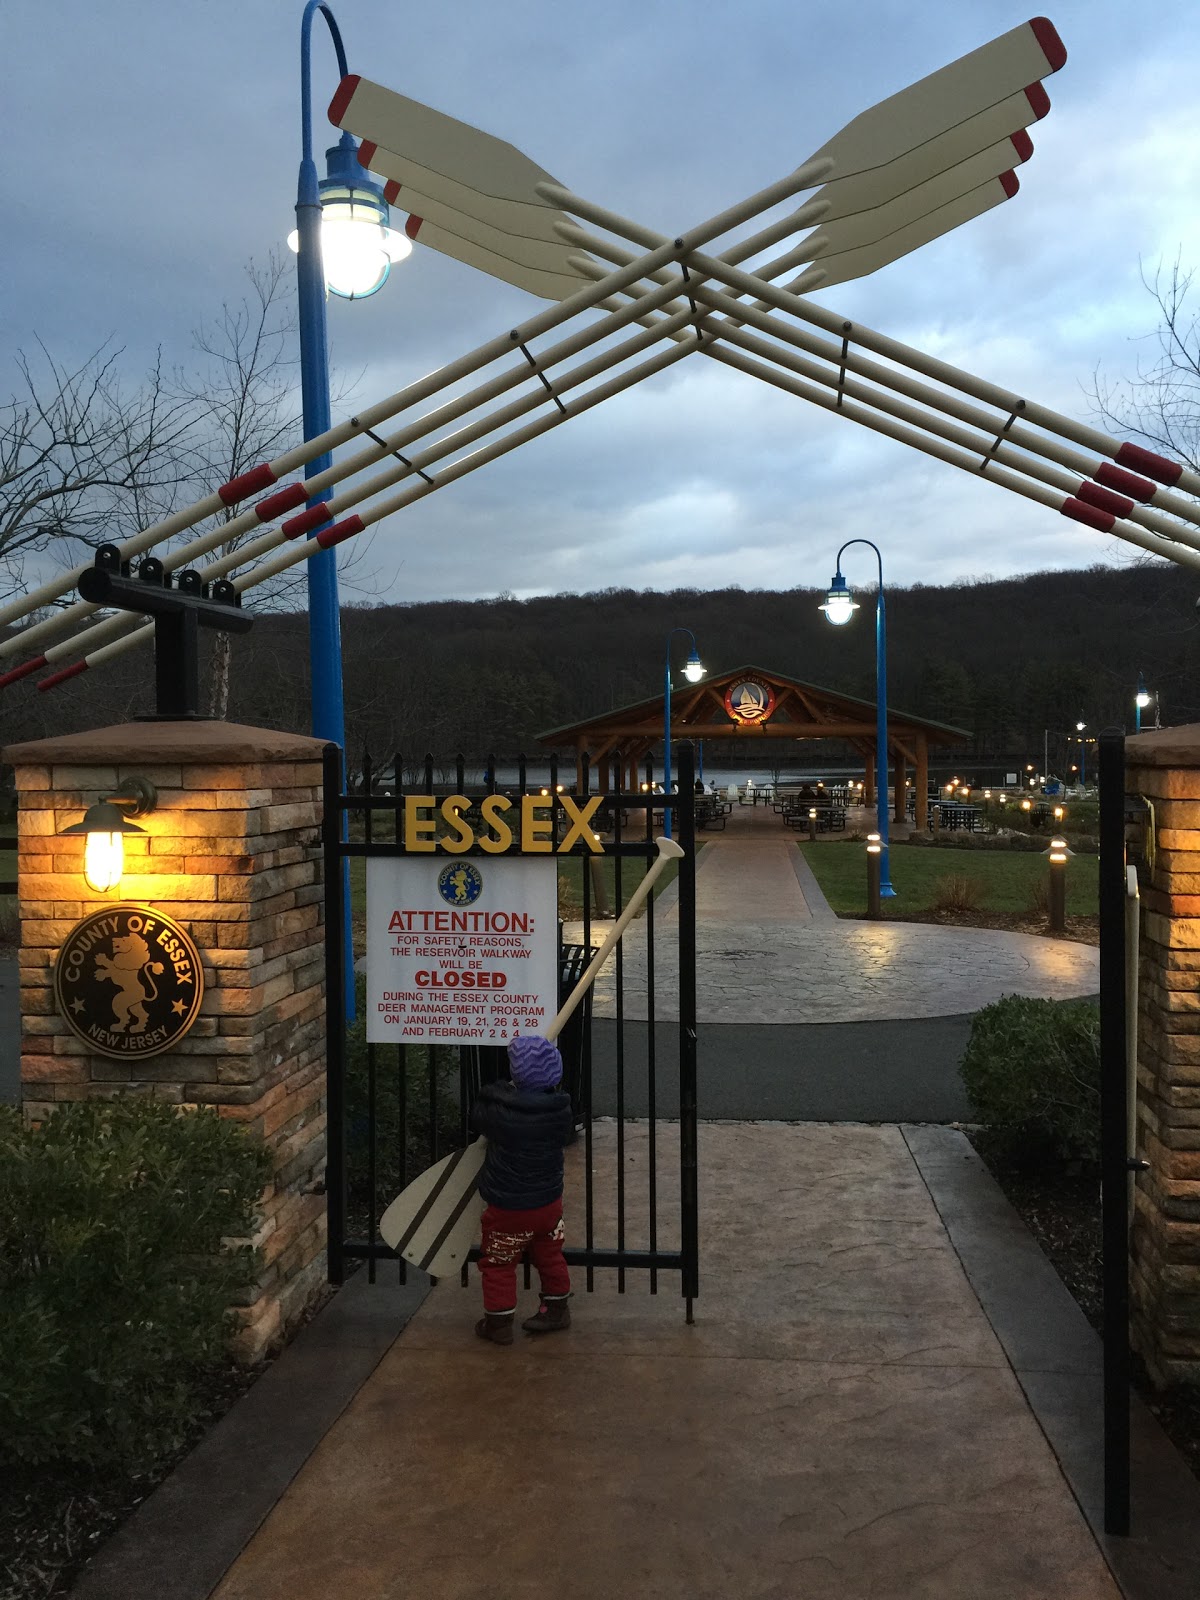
[1099,729,1130,1536]
[676,742,700,1318]
[322,741,348,1286]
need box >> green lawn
[799,840,1099,918]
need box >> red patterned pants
[478,1199,570,1312]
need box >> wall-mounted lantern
[58,777,157,893]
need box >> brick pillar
[1126,727,1200,1386]
[5,721,330,1363]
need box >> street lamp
[663,628,705,839]
[820,542,895,897]
[1135,673,1153,732]
[292,3,410,1022]
[1076,720,1087,786]
[292,0,410,747]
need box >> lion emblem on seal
[94,933,165,1035]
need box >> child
[469,1033,575,1345]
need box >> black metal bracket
[78,543,253,720]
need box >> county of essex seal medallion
[54,905,204,1060]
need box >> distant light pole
[291,0,411,745]
[820,541,895,897]
[1135,673,1152,732]
[1076,719,1087,786]
[663,628,705,839]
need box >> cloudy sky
[5,0,1200,607]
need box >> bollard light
[1053,805,1065,822]
[58,776,157,894]
[1045,834,1072,932]
[866,831,882,918]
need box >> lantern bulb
[84,831,124,893]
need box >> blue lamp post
[820,541,895,897]
[663,628,706,839]
[1135,673,1152,732]
[292,2,411,1020]
[291,1,411,745]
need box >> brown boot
[522,1295,572,1334]
[475,1310,515,1345]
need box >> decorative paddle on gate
[321,742,700,1318]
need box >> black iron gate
[321,743,700,1316]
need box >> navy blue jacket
[469,1080,574,1210]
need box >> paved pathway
[205,1123,1123,1600]
[574,820,1099,1025]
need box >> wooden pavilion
[538,664,970,831]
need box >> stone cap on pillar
[4,721,331,766]
[1125,725,1200,769]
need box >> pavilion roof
[538,663,970,746]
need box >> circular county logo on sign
[437,860,483,906]
[724,676,777,725]
[54,905,204,1060]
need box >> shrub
[0,1098,272,1470]
[931,872,983,913]
[959,995,1100,1167]
[1027,876,1049,916]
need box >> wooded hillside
[3,560,1196,771]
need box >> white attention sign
[366,856,558,1043]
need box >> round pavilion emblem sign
[54,904,204,1060]
[724,676,777,725]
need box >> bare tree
[174,254,303,716]
[0,340,195,594]
[1090,254,1200,476]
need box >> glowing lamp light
[682,646,706,684]
[1053,805,1065,821]
[1047,836,1072,865]
[867,832,882,855]
[819,571,859,626]
[59,784,156,893]
[287,141,411,300]
[1021,798,1033,812]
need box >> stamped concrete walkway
[583,816,1100,1024]
[203,1122,1124,1600]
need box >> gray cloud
[4,0,1199,611]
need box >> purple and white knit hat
[507,1033,564,1090]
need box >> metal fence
[322,742,700,1317]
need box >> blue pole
[298,2,354,1018]
[298,1,348,749]
[663,645,673,839]
[833,540,894,897]
[662,627,701,840]
[874,583,894,896]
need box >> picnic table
[929,803,982,832]
[695,796,733,830]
